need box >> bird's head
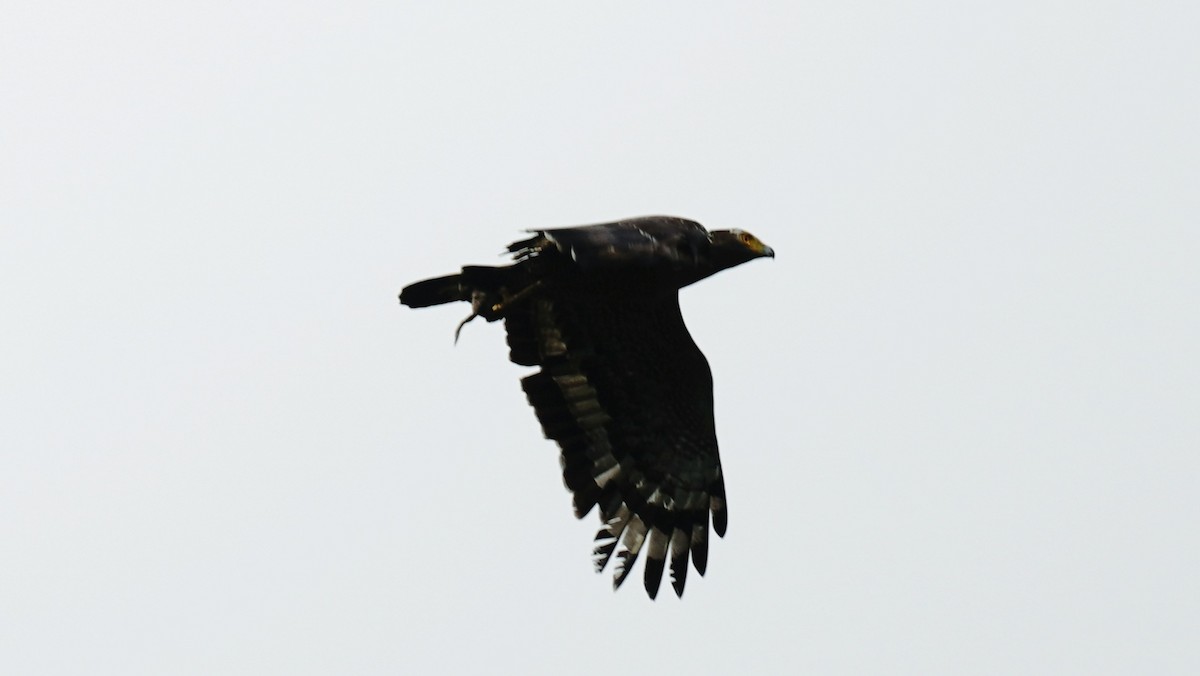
[710,229,775,270]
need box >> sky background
[3,2,1198,674]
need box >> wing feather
[613,515,648,589]
[668,527,690,598]
[506,283,727,598]
[642,526,670,599]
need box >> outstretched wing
[505,285,727,599]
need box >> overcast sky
[3,2,1198,674]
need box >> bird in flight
[399,216,774,598]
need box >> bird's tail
[399,273,468,308]
[401,266,527,342]
[399,265,523,309]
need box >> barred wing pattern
[506,288,727,598]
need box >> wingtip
[644,561,664,599]
[641,527,669,599]
[712,497,728,538]
[669,528,690,598]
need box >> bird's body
[399,216,773,598]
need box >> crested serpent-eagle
[399,216,774,598]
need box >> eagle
[399,216,774,598]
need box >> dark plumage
[399,215,773,598]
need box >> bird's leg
[453,290,489,344]
[490,281,543,315]
[455,281,542,343]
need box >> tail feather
[400,264,527,309]
[399,274,467,308]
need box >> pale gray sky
[2,2,1198,674]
